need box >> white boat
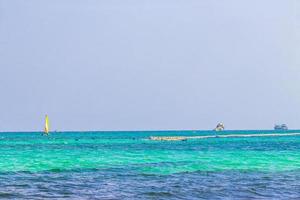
[274,124,288,130]
[214,123,224,131]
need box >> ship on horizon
[214,123,225,131]
[274,124,288,130]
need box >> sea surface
[1,130,300,199]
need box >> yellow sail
[44,115,49,135]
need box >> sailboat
[44,115,50,135]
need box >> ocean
[0,130,300,199]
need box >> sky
[0,0,299,131]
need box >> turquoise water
[1,130,300,199]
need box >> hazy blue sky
[0,0,299,131]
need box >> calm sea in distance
[1,130,300,199]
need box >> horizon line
[0,129,299,133]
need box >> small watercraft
[214,123,224,131]
[274,124,288,130]
[44,115,50,135]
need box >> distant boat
[274,124,288,130]
[44,115,50,135]
[214,123,224,131]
